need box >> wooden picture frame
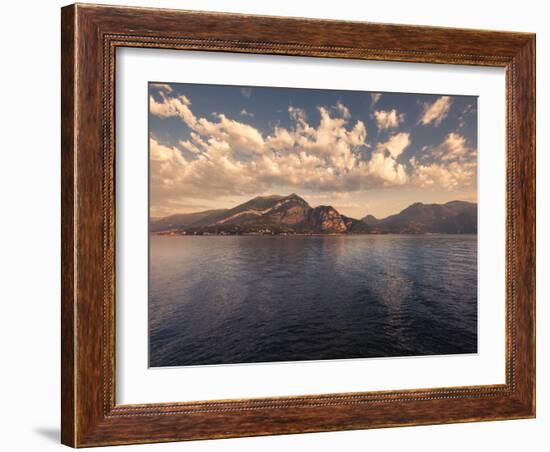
[61,3,535,447]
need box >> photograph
[50,1,537,448]
[148,82,479,367]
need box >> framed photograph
[61,3,536,447]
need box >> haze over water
[149,234,477,367]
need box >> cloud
[335,101,351,119]
[150,139,186,165]
[365,133,410,185]
[240,87,252,98]
[457,103,475,129]
[149,96,385,207]
[288,106,307,124]
[382,132,411,158]
[419,96,452,126]
[366,152,408,185]
[410,132,476,189]
[434,132,472,161]
[150,91,475,213]
[198,114,265,154]
[150,83,173,93]
[410,158,476,190]
[424,132,476,163]
[370,93,382,107]
[240,108,254,117]
[374,109,405,130]
[149,92,196,127]
[150,92,264,154]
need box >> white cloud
[150,93,264,154]
[196,114,265,154]
[410,132,476,189]
[335,101,351,119]
[419,96,452,126]
[436,132,471,161]
[178,139,201,155]
[150,83,173,93]
[410,158,476,190]
[150,139,186,165]
[365,133,410,185]
[240,108,254,117]
[374,109,405,129]
[150,91,475,213]
[149,96,383,207]
[149,92,197,127]
[366,152,408,185]
[288,106,307,125]
[381,132,411,158]
[425,132,475,163]
[370,93,382,107]
[457,103,475,129]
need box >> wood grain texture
[60,3,536,447]
[60,5,76,447]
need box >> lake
[149,234,477,367]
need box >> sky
[149,82,477,219]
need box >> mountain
[212,194,309,228]
[183,193,349,235]
[150,209,228,232]
[361,200,477,234]
[151,193,356,235]
[151,195,477,235]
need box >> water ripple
[149,235,477,367]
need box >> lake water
[149,234,477,367]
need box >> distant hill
[150,209,228,232]
[151,195,477,235]
[361,200,477,234]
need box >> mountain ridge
[361,200,477,234]
[151,194,477,235]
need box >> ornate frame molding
[62,4,535,447]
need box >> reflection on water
[149,235,477,367]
